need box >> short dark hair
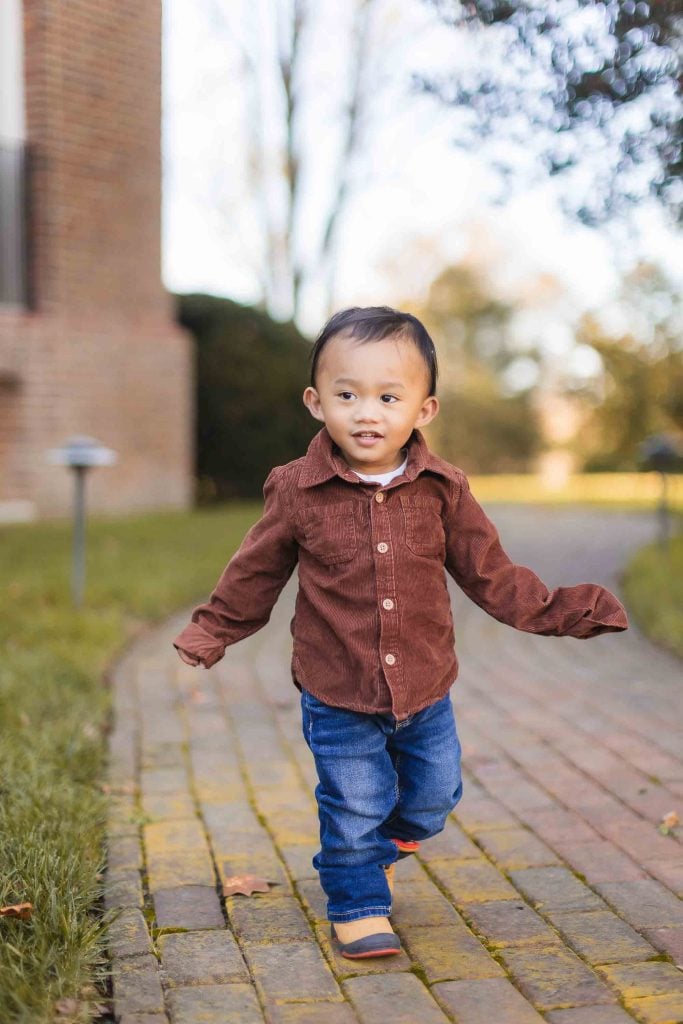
[309,306,438,396]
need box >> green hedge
[176,293,318,500]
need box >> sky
[160,0,682,381]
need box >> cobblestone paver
[104,507,683,1022]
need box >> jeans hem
[328,905,392,922]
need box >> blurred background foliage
[408,263,543,473]
[572,264,683,471]
[177,253,682,496]
[418,0,682,223]
[176,270,544,494]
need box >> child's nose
[355,399,382,421]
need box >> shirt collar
[297,426,459,489]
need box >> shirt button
[377,542,388,553]
[382,598,394,610]
[384,653,396,665]
[375,492,385,503]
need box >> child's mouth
[353,432,383,447]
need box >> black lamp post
[46,436,118,607]
[637,434,683,553]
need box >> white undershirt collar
[353,451,408,486]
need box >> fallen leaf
[0,902,33,919]
[658,810,680,835]
[222,872,273,897]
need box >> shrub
[176,294,317,499]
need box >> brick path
[104,506,683,1024]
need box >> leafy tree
[424,264,514,377]
[436,369,542,472]
[571,265,683,469]
[417,0,682,224]
[413,263,543,471]
[579,337,683,469]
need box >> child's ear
[303,386,325,422]
[415,395,439,428]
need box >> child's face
[303,332,439,474]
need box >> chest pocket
[400,495,445,559]
[295,501,358,565]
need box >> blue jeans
[300,688,463,922]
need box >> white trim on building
[0,0,26,144]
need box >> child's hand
[177,649,202,667]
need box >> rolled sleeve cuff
[173,621,226,669]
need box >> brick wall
[0,0,194,519]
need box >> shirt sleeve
[172,467,299,667]
[444,474,629,639]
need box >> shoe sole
[339,946,401,959]
[391,838,420,859]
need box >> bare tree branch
[319,0,378,316]
[177,0,441,328]
[275,0,307,319]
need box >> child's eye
[338,391,355,401]
[381,394,398,404]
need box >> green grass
[621,525,683,660]
[467,470,683,510]
[0,503,261,1023]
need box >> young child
[173,306,628,959]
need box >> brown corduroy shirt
[173,426,629,720]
